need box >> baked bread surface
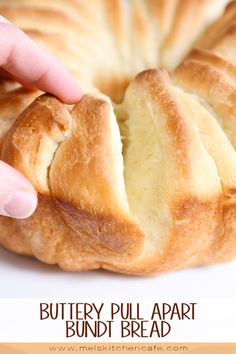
[1,0,236,274]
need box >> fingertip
[4,190,38,219]
[0,161,38,219]
[60,86,84,104]
[49,70,84,104]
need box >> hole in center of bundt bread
[94,74,132,103]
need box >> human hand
[0,16,83,219]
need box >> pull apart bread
[1,0,236,274]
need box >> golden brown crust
[0,1,236,274]
[1,94,144,269]
[160,0,228,70]
[195,0,236,64]
[1,94,71,194]
[198,0,236,50]
[105,70,222,275]
[105,196,223,275]
[0,87,41,152]
[172,49,236,264]
[0,216,32,256]
[173,49,236,148]
[50,94,145,263]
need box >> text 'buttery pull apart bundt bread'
[1,0,236,274]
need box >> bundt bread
[1,0,236,274]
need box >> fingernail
[0,16,11,23]
[3,191,37,219]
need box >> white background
[0,247,236,298]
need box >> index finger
[0,18,83,104]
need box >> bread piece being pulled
[0,94,144,271]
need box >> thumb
[0,161,37,218]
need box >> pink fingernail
[3,191,37,219]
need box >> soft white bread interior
[105,70,222,274]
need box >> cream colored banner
[0,343,236,354]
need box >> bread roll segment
[1,94,144,270]
[105,70,222,274]
[172,49,236,147]
[2,94,71,194]
[49,94,144,265]
[197,0,236,51]
[159,0,229,70]
[172,48,236,263]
